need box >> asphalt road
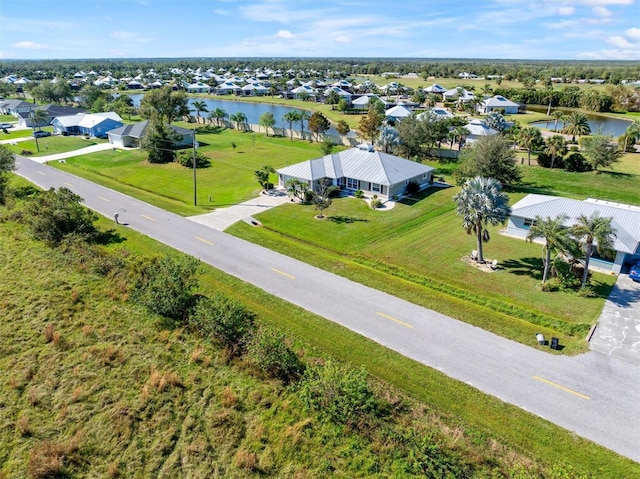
[14,157,640,463]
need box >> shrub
[247,327,305,383]
[21,149,33,156]
[298,361,377,428]
[177,150,211,168]
[130,255,199,323]
[370,194,383,209]
[536,151,565,169]
[188,294,255,355]
[406,180,420,195]
[354,189,364,199]
[563,152,592,172]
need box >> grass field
[2,129,107,157]
[0,128,34,141]
[51,127,341,216]
[2,175,637,478]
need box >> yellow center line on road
[195,236,214,246]
[98,196,110,202]
[376,311,414,329]
[140,214,156,222]
[271,268,295,280]
[65,182,74,187]
[533,376,590,400]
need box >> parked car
[630,261,640,282]
[33,131,51,138]
[0,123,14,129]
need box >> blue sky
[1,0,639,60]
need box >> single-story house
[291,85,318,100]
[241,83,268,96]
[186,82,211,94]
[51,112,123,138]
[127,80,144,90]
[464,119,498,142]
[276,143,435,200]
[351,94,386,110]
[423,83,447,94]
[417,107,454,121]
[107,120,194,148]
[324,86,352,101]
[17,104,86,128]
[478,95,520,114]
[443,87,475,102]
[385,104,412,121]
[0,99,33,116]
[506,194,640,274]
[216,81,241,95]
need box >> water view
[528,107,631,137]
[126,94,314,131]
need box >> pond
[528,106,631,137]
[125,94,335,133]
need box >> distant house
[276,143,435,200]
[0,99,33,116]
[507,194,640,274]
[423,83,447,94]
[186,82,211,94]
[17,104,86,128]
[384,104,412,121]
[351,94,386,110]
[51,112,123,138]
[417,107,454,121]
[127,80,143,90]
[216,81,241,95]
[478,95,520,114]
[241,83,268,96]
[107,120,194,148]
[463,119,498,142]
[290,85,318,100]
[443,87,475,102]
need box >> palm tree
[191,100,208,124]
[453,176,511,264]
[31,108,49,152]
[376,125,401,153]
[561,112,590,143]
[551,110,564,132]
[544,135,567,169]
[571,212,616,288]
[518,127,543,166]
[298,111,310,140]
[282,110,301,140]
[209,108,227,127]
[526,214,570,283]
[452,125,468,150]
[230,112,247,131]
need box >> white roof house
[464,119,498,142]
[479,95,520,114]
[277,144,435,200]
[417,107,454,121]
[424,83,447,94]
[443,87,475,102]
[51,112,123,138]
[507,194,640,274]
[385,105,412,121]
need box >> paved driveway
[188,190,291,231]
[590,273,640,364]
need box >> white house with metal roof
[507,194,640,274]
[276,144,435,199]
[479,95,520,114]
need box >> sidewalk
[188,190,291,231]
[30,142,118,164]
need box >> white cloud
[110,31,152,43]
[558,6,576,14]
[335,35,351,43]
[592,6,612,16]
[577,0,632,4]
[214,9,230,16]
[12,41,48,49]
[607,35,634,48]
[626,27,640,41]
[276,30,294,39]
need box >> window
[372,183,381,193]
[346,178,358,189]
[523,218,537,228]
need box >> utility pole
[192,127,197,206]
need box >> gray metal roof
[510,194,640,253]
[277,147,434,186]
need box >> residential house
[423,83,447,94]
[241,83,268,96]
[51,112,123,138]
[478,95,520,114]
[443,87,475,102]
[186,82,211,94]
[17,104,86,128]
[127,80,144,90]
[290,85,318,100]
[463,119,498,143]
[0,99,33,116]
[276,143,435,200]
[417,107,454,121]
[107,120,194,148]
[507,194,640,274]
[384,104,412,121]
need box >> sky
[1,0,639,61]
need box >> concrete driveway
[188,189,291,231]
[590,273,640,364]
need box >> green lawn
[4,129,107,157]
[0,128,34,141]
[2,174,636,478]
[51,127,343,216]
[0,113,16,123]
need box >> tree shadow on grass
[92,228,126,245]
[195,125,225,135]
[500,257,543,280]
[397,187,444,206]
[328,216,369,224]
